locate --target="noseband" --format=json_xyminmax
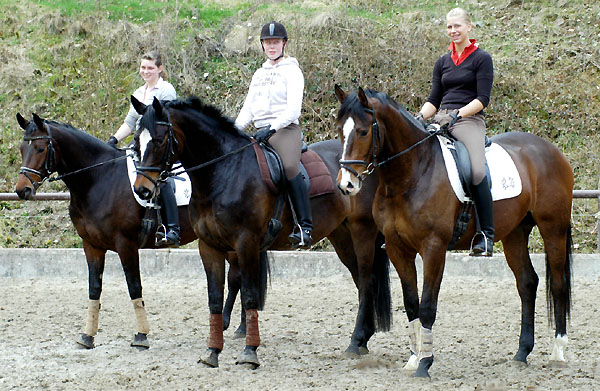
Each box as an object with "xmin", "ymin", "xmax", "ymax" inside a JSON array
[
  {"xmin": 339, "ymin": 105, "xmax": 380, "ymax": 182},
  {"xmin": 20, "ymin": 122, "xmax": 57, "ymax": 190}
]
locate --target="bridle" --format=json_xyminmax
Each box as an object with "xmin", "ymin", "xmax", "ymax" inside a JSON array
[
  {"xmin": 339, "ymin": 104, "xmax": 442, "ymax": 182},
  {"xmin": 134, "ymin": 113, "xmax": 180, "ymax": 187},
  {"xmin": 338, "ymin": 105, "xmax": 381, "ymax": 182},
  {"xmin": 19, "ymin": 122, "xmax": 56, "ymax": 191},
  {"xmin": 19, "ymin": 121, "xmax": 130, "ymax": 190}
]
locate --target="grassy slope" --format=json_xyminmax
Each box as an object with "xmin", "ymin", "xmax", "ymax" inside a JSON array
[{"xmin": 0, "ymin": 0, "xmax": 598, "ymax": 250}]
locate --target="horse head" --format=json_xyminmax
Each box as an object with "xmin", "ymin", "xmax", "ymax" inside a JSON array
[
  {"xmin": 15, "ymin": 113, "xmax": 58, "ymax": 200},
  {"xmin": 132, "ymin": 96, "xmax": 182, "ymax": 200},
  {"xmin": 334, "ymin": 85, "xmax": 386, "ymax": 196}
]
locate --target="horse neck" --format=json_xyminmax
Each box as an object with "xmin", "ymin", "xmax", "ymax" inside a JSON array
[
  {"xmin": 378, "ymin": 108, "xmax": 438, "ymax": 185},
  {"xmin": 52, "ymin": 126, "xmax": 123, "ymax": 192},
  {"xmin": 175, "ymin": 112, "xmax": 252, "ymax": 191}
]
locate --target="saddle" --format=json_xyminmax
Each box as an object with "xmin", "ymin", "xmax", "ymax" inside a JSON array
[
  {"xmin": 252, "ymin": 141, "xmax": 335, "ymax": 250},
  {"xmin": 252, "ymin": 142, "xmax": 335, "ymax": 197}
]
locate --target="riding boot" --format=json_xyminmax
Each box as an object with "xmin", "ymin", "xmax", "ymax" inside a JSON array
[
  {"xmin": 287, "ymin": 173, "xmax": 313, "ymax": 249},
  {"xmin": 469, "ymin": 177, "xmax": 494, "ymax": 256},
  {"xmin": 156, "ymin": 181, "xmax": 180, "ymax": 247}
]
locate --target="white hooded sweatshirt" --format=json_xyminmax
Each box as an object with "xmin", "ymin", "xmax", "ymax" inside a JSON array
[{"xmin": 235, "ymin": 57, "xmax": 304, "ymax": 131}]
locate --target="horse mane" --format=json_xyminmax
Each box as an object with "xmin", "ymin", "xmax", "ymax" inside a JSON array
[
  {"xmin": 142, "ymin": 96, "xmax": 250, "ymax": 141},
  {"xmin": 32, "ymin": 119, "xmax": 112, "ymax": 149},
  {"xmin": 338, "ymin": 88, "xmax": 426, "ymax": 133}
]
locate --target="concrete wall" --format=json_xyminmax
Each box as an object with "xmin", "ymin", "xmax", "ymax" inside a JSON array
[{"xmin": 1, "ymin": 248, "xmax": 599, "ymax": 280}]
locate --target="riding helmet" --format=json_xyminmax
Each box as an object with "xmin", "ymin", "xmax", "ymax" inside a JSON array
[{"xmin": 260, "ymin": 21, "xmax": 288, "ymax": 41}]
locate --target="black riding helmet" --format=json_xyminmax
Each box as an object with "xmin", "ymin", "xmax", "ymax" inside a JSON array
[
  {"xmin": 260, "ymin": 21, "xmax": 288, "ymax": 61},
  {"xmin": 260, "ymin": 21, "xmax": 288, "ymax": 41}
]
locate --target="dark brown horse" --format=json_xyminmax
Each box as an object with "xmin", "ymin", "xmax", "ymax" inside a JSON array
[
  {"xmin": 334, "ymin": 86, "xmax": 574, "ymax": 378},
  {"xmin": 131, "ymin": 96, "xmax": 391, "ymax": 368},
  {"xmin": 13, "ymin": 113, "xmax": 257, "ymax": 348}
]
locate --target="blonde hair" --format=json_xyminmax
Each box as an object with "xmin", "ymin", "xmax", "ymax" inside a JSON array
[
  {"xmin": 141, "ymin": 51, "xmax": 168, "ymax": 80},
  {"xmin": 446, "ymin": 8, "xmax": 472, "ymax": 25}
]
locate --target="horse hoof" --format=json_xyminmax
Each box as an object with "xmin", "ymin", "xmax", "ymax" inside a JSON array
[
  {"xmin": 413, "ymin": 356, "xmax": 434, "ymax": 379},
  {"xmin": 130, "ymin": 332, "xmax": 149, "ymax": 349},
  {"xmin": 76, "ymin": 333, "xmax": 95, "ymax": 349},
  {"xmin": 358, "ymin": 346, "xmax": 369, "ymax": 355},
  {"xmin": 232, "ymin": 325, "xmax": 246, "ymax": 339},
  {"xmin": 198, "ymin": 349, "xmax": 220, "ymax": 368},
  {"xmin": 403, "ymin": 354, "xmax": 419, "ymax": 371},
  {"xmin": 510, "ymin": 358, "xmax": 528, "ymax": 368},
  {"xmin": 236, "ymin": 347, "xmax": 260, "ymax": 368},
  {"xmin": 344, "ymin": 345, "xmax": 361, "ymax": 358},
  {"xmin": 512, "ymin": 351, "xmax": 529, "ymax": 366}
]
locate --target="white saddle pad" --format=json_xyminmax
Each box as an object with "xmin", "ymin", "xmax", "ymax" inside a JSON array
[
  {"xmin": 126, "ymin": 152, "xmax": 192, "ymax": 207},
  {"xmin": 437, "ymin": 136, "xmax": 522, "ymax": 203}
]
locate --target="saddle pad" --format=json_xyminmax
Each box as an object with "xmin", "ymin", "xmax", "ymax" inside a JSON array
[
  {"xmin": 437, "ymin": 136, "xmax": 522, "ymax": 203},
  {"xmin": 300, "ymin": 149, "xmax": 335, "ymax": 197},
  {"xmin": 126, "ymin": 153, "xmax": 192, "ymax": 207},
  {"xmin": 253, "ymin": 144, "xmax": 335, "ymax": 197}
]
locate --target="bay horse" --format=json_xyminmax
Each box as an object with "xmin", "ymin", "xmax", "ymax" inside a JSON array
[
  {"xmin": 13, "ymin": 112, "xmax": 259, "ymax": 348},
  {"xmin": 131, "ymin": 96, "xmax": 391, "ymax": 368},
  {"xmin": 334, "ymin": 86, "xmax": 574, "ymax": 378}
]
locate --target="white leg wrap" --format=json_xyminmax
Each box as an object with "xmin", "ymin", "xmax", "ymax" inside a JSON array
[
  {"xmin": 549, "ymin": 334, "xmax": 568, "ymax": 362},
  {"xmin": 417, "ymin": 326, "xmax": 433, "ymax": 360},
  {"xmin": 403, "ymin": 319, "xmax": 421, "ymax": 370},
  {"xmin": 84, "ymin": 299, "xmax": 101, "ymax": 336},
  {"xmin": 132, "ymin": 298, "xmax": 150, "ymax": 335}
]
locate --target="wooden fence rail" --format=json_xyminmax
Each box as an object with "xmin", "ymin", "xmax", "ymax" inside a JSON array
[{"xmin": 1, "ymin": 190, "xmax": 599, "ymax": 251}]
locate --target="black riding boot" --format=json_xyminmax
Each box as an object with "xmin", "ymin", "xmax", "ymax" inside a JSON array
[
  {"xmin": 156, "ymin": 181, "xmax": 180, "ymax": 247},
  {"xmin": 287, "ymin": 173, "xmax": 313, "ymax": 249},
  {"xmin": 470, "ymin": 177, "xmax": 494, "ymax": 256}
]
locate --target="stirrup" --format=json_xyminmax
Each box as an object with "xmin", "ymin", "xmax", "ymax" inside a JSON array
[
  {"xmin": 289, "ymin": 227, "xmax": 312, "ymax": 249},
  {"xmin": 469, "ymin": 232, "xmax": 493, "ymax": 257},
  {"xmin": 156, "ymin": 224, "xmax": 179, "ymax": 247}
]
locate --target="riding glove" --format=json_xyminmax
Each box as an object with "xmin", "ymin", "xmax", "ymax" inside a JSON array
[
  {"xmin": 107, "ymin": 136, "xmax": 118, "ymax": 146},
  {"xmin": 253, "ymin": 125, "xmax": 276, "ymax": 143},
  {"xmin": 433, "ymin": 109, "xmax": 461, "ymax": 130},
  {"xmin": 413, "ymin": 112, "xmax": 427, "ymax": 128}
]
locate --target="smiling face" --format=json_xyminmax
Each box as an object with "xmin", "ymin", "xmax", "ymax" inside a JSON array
[
  {"xmin": 446, "ymin": 15, "xmax": 472, "ymax": 47},
  {"xmin": 139, "ymin": 58, "xmax": 162, "ymax": 86}
]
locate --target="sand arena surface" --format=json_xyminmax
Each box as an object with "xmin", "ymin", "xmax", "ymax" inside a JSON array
[{"xmin": 0, "ymin": 271, "xmax": 599, "ymax": 390}]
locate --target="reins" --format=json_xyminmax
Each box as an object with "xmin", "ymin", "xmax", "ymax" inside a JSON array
[{"xmin": 169, "ymin": 140, "xmax": 258, "ymax": 177}]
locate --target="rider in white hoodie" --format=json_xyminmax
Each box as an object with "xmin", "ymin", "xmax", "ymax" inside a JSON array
[{"xmin": 235, "ymin": 21, "xmax": 312, "ymax": 248}]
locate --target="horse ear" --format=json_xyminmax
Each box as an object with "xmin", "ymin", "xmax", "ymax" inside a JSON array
[
  {"xmin": 357, "ymin": 87, "xmax": 369, "ymax": 108},
  {"xmin": 131, "ymin": 95, "xmax": 146, "ymax": 115},
  {"xmin": 16, "ymin": 113, "xmax": 30, "ymax": 130},
  {"xmin": 32, "ymin": 113, "xmax": 45, "ymax": 132},
  {"xmin": 152, "ymin": 97, "xmax": 164, "ymax": 117},
  {"xmin": 334, "ymin": 84, "xmax": 347, "ymax": 104}
]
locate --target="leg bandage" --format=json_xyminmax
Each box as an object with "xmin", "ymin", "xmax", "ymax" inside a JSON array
[
  {"xmin": 418, "ymin": 326, "xmax": 433, "ymax": 359},
  {"xmin": 549, "ymin": 334, "xmax": 568, "ymax": 362},
  {"xmin": 245, "ymin": 309, "xmax": 260, "ymax": 347},
  {"xmin": 208, "ymin": 313, "xmax": 224, "ymax": 351},
  {"xmin": 132, "ymin": 298, "xmax": 150, "ymax": 335},
  {"xmin": 403, "ymin": 318, "xmax": 422, "ymax": 370},
  {"xmin": 84, "ymin": 299, "xmax": 101, "ymax": 336}
]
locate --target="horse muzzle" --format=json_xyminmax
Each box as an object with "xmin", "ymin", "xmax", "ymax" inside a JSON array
[
  {"xmin": 134, "ymin": 184, "xmax": 154, "ymax": 201},
  {"xmin": 337, "ymin": 168, "xmax": 362, "ymax": 196}
]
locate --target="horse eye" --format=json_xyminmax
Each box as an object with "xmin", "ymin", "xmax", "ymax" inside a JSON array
[
  {"xmin": 359, "ymin": 129, "xmax": 369, "ymax": 137},
  {"xmin": 37, "ymin": 147, "xmax": 45, "ymax": 153}
]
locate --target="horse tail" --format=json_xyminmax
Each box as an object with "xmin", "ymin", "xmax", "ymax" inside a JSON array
[
  {"xmin": 258, "ymin": 251, "xmax": 271, "ymax": 311},
  {"xmin": 372, "ymin": 232, "xmax": 392, "ymax": 332},
  {"xmin": 546, "ymin": 224, "xmax": 573, "ymax": 325}
]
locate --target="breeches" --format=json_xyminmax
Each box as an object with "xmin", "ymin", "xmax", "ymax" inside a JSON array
[
  {"xmin": 447, "ymin": 113, "xmax": 487, "ymax": 185},
  {"xmin": 267, "ymin": 123, "xmax": 302, "ymax": 179}
]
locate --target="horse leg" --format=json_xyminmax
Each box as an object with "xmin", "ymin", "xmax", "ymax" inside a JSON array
[
  {"xmin": 77, "ymin": 242, "xmax": 106, "ymax": 349},
  {"xmin": 412, "ymin": 247, "xmax": 446, "ymax": 379},
  {"xmin": 387, "ymin": 244, "xmax": 420, "ymax": 371},
  {"xmin": 234, "ymin": 243, "xmax": 263, "ymax": 368},
  {"xmin": 328, "ymin": 224, "xmax": 368, "ymax": 356},
  {"xmin": 118, "ymin": 246, "xmax": 150, "ymax": 349},
  {"xmin": 198, "ymin": 243, "xmax": 227, "ymax": 368},
  {"xmin": 537, "ymin": 221, "xmax": 573, "ymax": 363},
  {"xmin": 223, "ymin": 252, "xmax": 245, "ymax": 337},
  {"xmin": 502, "ymin": 218, "xmax": 538, "ymax": 365}
]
